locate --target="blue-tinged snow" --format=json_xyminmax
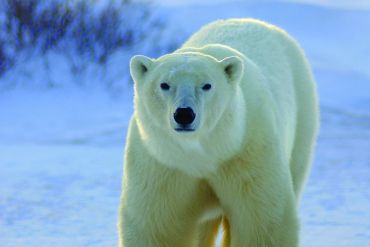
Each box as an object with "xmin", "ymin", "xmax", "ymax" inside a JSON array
[
  {"xmin": 0, "ymin": 89, "xmax": 132, "ymax": 246},
  {"xmin": 1, "ymin": 1, "xmax": 370, "ymax": 247}
]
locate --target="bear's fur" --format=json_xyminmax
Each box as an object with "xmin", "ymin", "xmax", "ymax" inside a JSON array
[{"xmin": 119, "ymin": 18, "xmax": 319, "ymax": 247}]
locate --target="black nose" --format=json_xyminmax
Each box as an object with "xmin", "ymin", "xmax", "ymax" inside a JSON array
[{"xmin": 174, "ymin": 107, "xmax": 196, "ymax": 125}]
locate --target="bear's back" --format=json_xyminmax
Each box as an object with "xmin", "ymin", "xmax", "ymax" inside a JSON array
[{"xmin": 182, "ymin": 18, "xmax": 305, "ymax": 81}]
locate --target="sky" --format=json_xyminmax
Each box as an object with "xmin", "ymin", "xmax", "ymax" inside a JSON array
[{"xmin": 153, "ymin": 0, "xmax": 370, "ymax": 9}]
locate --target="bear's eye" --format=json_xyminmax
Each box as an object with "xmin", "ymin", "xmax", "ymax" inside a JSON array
[
  {"xmin": 160, "ymin": 82, "xmax": 170, "ymax": 90},
  {"xmin": 202, "ymin": 83, "xmax": 212, "ymax": 91}
]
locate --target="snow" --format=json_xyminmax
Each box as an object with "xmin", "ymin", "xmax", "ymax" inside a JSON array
[
  {"xmin": 1, "ymin": 1, "xmax": 370, "ymax": 246},
  {"xmin": 0, "ymin": 89, "xmax": 131, "ymax": 247}
]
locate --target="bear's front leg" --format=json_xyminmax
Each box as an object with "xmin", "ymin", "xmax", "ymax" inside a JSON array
[
  {"xmin": 209, "ymin": 155, "xmax": 299, "ymax": 247},
  {"xmin": 119, "ymin": 152, "xmax": 211, "ymax": 247}
]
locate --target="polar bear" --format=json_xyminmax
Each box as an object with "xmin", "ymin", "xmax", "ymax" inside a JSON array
[{"xmin": 119, "ymin": 19, "xmax": 319, "ymax": 247}]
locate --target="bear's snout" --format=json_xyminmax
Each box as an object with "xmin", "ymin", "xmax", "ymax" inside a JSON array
[{"xmin": 174, "ymin": 107, "xmax": 196, "ymax": 127}]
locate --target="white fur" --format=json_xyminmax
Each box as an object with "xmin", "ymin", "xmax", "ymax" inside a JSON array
[{"xmin": 119, "ymin": 18, "xmax": 319, "ymax": 247}]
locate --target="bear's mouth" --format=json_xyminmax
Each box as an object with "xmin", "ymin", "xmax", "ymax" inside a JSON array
[{"xmin": 175, "ymin": 128, "xmax": 195, "ymax": 132}]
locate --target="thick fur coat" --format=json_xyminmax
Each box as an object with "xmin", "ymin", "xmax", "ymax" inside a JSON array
[{"xmin": 119, "ymin": 19, "xmax": 319, "ymax": 247}]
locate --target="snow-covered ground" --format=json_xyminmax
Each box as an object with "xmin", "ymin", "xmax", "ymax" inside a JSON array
[{"xmin": 1, "ymin": 1, "xmax": 370, "ymax": 246}]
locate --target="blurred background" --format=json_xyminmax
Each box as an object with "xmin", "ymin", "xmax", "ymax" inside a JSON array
[{"xmin": 0, "ymin": 0, "xmax": 369, "ymax": 246}]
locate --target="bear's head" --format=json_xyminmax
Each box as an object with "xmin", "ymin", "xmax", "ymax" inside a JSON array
[{"xmin": 130, "ymin": 52, "xmax": 244, "ymax": 139}]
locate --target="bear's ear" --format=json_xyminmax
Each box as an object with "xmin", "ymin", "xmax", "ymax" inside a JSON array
[
  {"xmin": 130, "ymin": 55, "xmax": 154, "ymax": 83},
  {"xmin": 219, "ymin": 56, "xmax": 244, "ymax": 85}
]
